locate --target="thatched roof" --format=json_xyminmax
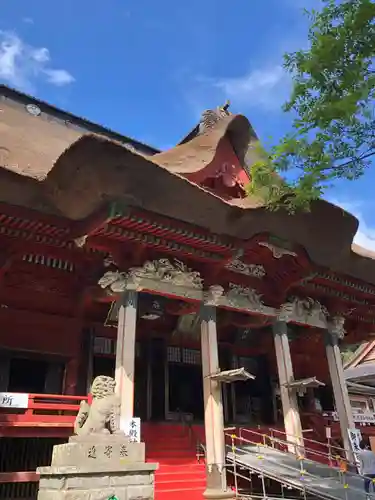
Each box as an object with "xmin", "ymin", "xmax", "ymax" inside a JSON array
[{"xmin": 1, "ymin": 85, "xmax": 375, "ymax": 285}]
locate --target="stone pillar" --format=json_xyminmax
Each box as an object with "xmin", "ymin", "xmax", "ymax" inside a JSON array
[
  {"xmin": 273, "ymin": 321, "xmax": 304, "ymax": 453},
  {"xmin": 200, "ymin": 304, "xmax": 233, "ymax": 500},
  {"xmin": 324, "ymin": 326, "xmax": 354, "ymax": 461},
  {"xmin": 115, "ymin": 290, "xmax": 138, "ymax": 424}
]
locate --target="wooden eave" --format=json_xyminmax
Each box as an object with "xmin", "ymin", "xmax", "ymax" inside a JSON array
[
  {"xmin": 88, "ymin": 205, "xmax": 238, "ymax": 254},
  {"xmin": 3, "ymin": 195, "xmax": 375, "ymax": 334}
]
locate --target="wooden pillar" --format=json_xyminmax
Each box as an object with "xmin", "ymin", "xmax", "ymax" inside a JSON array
[
  {"xmin": 115, "ymin": 290, "xmax": 138, "ymax": 424},
  {"xmin": 75, "ymin": 326, "xmax": 94, "ymax": 395},
  {"xmin": 273, "ymin": 321, "xmax": 304, "ymax": 453},
  {"xmin": 200, "ymin": 304, "xmax": 233, "ymax": 500},
  {"xmin": 64, "ymin": 358, "xmax": 79, "ymax": 395},
  {"xmin": 0, "ymin": 353, "xmax": 10, "ymax": 391},
  {"xmin": 324, "ymin": 328, "xmax": 354, "ymax": 460},
  {"xmin": 62, "ymin": 321, "xmax": 83, "ymax": 395}
]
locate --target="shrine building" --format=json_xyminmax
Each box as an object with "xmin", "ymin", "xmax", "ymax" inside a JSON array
[
  {"xmin": 342, "ymin": 342, "xmax": 375, "ymax": 427},
  {"xmin": 1, "ymin": 84, "xmax": 375, "ymax": 499}
]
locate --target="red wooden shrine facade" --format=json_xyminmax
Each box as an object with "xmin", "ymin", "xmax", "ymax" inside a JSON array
[{"xmin": 1, "ymin": 84, "xmax": 375, "ymax": 443}]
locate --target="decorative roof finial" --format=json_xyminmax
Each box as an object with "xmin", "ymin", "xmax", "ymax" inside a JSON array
[
  {"xmin": 199, "ymin": 100, "xmax": 232, "ymax": 134},
  {"xmin": 221, "ymin": 100, "xmax": 230, "ymax": 112}
]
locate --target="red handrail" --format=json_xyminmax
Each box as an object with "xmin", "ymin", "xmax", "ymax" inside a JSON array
[
  {"xmin": 28, "ymin": 393, "xmax": 88, "ymax": 412},
  {"xmin": 29, "ymin": 393, "xmax": 88, "ymax": 401},
  {"xmin": 0, "ymin": 392, "xmax": 88, "ymax": 428}
]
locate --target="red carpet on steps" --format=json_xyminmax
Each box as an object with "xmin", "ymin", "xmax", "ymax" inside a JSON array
[
  {"xmin": 143, "ymin": 423, "xmax": 206, "ymax": 500},
  {"xmin": 142, "ymin": 423, "xmax": 338, "ymax": 498}
]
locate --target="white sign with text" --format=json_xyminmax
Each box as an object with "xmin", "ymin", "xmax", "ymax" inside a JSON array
[
  {"xmin": 120, "ymin": 417, "xmax": 141, "ymax": 443},
  {"xmin": 348, "ymin": 427, "xmax": 362, "ymax": 465},
  {"xmin": 0, "ymin": 392, "xmax": 29, "ymax": 409},
  {"xmin": 331, "ymin": 411, "xmax": 375, "ymax": 424}
]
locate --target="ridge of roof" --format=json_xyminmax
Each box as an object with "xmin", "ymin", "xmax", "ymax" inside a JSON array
[{"xmin": 0, "ymin": 84, "xmax": 160, "ymax": 155}]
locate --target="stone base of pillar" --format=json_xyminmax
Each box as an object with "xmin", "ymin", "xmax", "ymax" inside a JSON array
[
  {"xmin": 203, "ymin": 489, "xmax": 235, "ymax": 500},
  {"xmin": 203, "ymin": 466, "xmax": 235, "ymax": 500}
]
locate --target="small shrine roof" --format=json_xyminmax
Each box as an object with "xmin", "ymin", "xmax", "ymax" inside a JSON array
[
  {"xmin": 346, "ymin": 381, "xmax": 375, "ymax": 395},
  {"xmin": 344, "ymin": 341, "xmax": 375, "ymax": 386},
  {"xmin": 344, "ymin": 341, "xmax": 375, "ymax": 369},
  {"xmin": 345, "ymin": 364, "xmax": 375, "ymax": 383}
]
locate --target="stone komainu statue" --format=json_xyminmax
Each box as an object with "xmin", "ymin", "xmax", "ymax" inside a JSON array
[{"xmin": 74, "ymin": 375, "xmax": 123, "ymax": 436}]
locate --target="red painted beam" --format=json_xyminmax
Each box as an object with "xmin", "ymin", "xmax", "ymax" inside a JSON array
[
  {"xmin": 120, "ymin": 207, "xmax": 238, "ymax": 249},
  {"xmin": 0, "ymin": 234, "xmax": 95, "ymax": 265},
  {"xmin": 0, "ymin": 419, "xmax": 74, "ymax": 426},
  {"xmin": 87, "ymin": 234, "xmax": 226, "ymax": 264},
  {"xmin": 0, "ymin": 202, "xmax": 73, "ymax": 231}
]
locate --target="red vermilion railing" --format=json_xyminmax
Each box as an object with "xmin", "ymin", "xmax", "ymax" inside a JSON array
[
  {"xmin": 0, "ymin": 394, "xmax": 85, "ymax": 493},
  {"xmin": 0, "ymin": 393, "xmax": 87, "ymax": 427}
]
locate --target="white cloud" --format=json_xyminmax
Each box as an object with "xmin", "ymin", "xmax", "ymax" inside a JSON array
[
  {"xmin": 0, "ymin": 31, "xmax": 74, "ymax": 92},
  {"xmin": 44, "ymin": 69, "xmax": 75, "ymax": 86},
  {"xmin": 214, "ymin": 65, "xmax": 289, "ymax": 110},
  {"xmin": 330, "ymin": 199, "xmax": 375, "ymax": 251},
  {"xmin": 195, "ymin": 64, "xmax": 291, "ymax": 112}
]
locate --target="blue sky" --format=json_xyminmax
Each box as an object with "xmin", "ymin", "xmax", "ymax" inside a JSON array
[{"xmin": 1, "ymin": 0, "xmax": 375, "ymax": 249}]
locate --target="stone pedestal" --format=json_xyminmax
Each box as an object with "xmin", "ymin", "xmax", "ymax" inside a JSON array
[
  {"xmin": 37, "ymin": 436, "xmax": 158, "ymax": 500},
  {"xmin": 203, "ymin": 466, "xmax": 235, "ymax": 500}
]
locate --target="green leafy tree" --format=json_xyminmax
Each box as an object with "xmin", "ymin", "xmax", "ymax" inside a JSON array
[{"xmin": 248, "ymin": 0, "xmax": 375, "ymax": 211}]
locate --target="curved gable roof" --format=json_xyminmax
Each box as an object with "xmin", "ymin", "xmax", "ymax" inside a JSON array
[{"xmin": 1, "ymin": 87, "xmax": 375, "ymax": 286}]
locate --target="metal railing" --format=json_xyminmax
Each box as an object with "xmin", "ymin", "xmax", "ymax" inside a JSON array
[
  {"xmin": 177, "ymin": 410, "xmax": 206, "ymax": 463},
  {"xmin": 238, "ymin": 427, "xmax": 352, "ymax": 471},
  {"xmin": 225, "ymin": 427, "xmax": 375, "ymax": 499},
  {"xmin": 0, "ymin": 394, "xmax": 86, "ymax": 499},
  {"xmin": 268, "ymin": 428, "xmax": 351, "ymax": 467}
]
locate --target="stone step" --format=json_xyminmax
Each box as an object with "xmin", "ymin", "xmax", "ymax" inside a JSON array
[{"xmin": 155, "ymin": 486, "xmax": 205, "ymax": 500}]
